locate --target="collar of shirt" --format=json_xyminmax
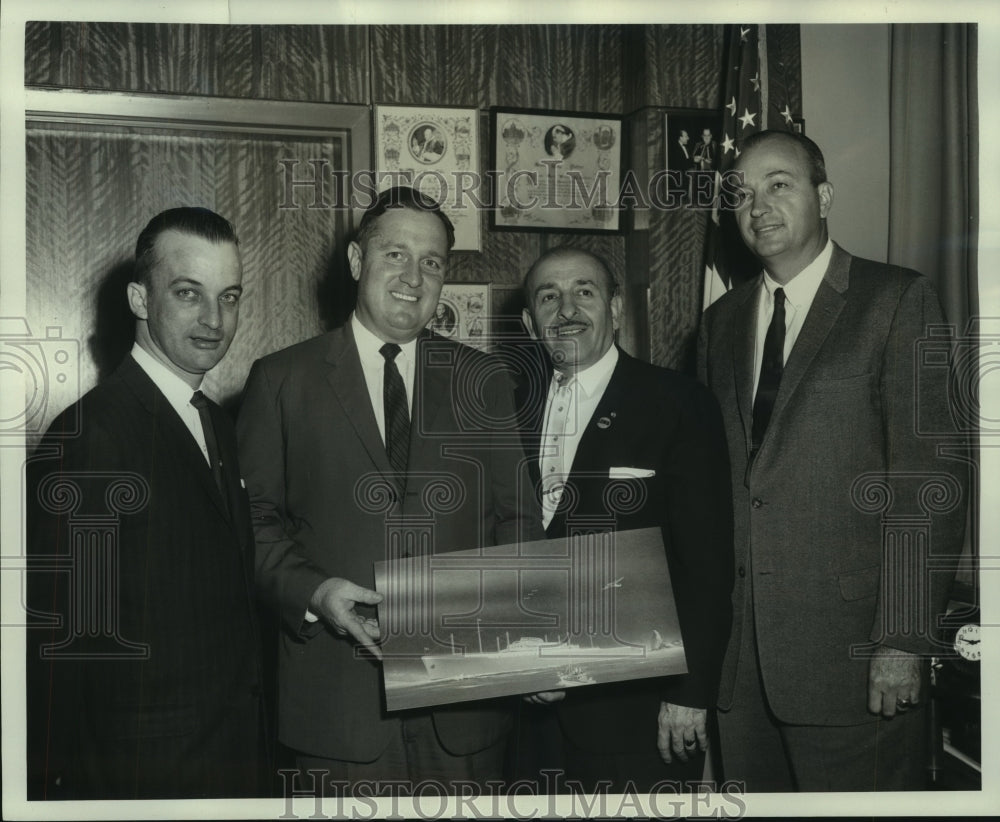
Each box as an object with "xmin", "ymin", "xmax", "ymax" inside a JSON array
[
  {"xmin": 559, "ymin": 344, "xmax": 619, "ymax": 401},
  {"xmin": 754, "ymin": 239, "xmax": 833, "ymax": 391},
  {"xmin": 761, "ymin": 238, "xmax": 832, "ymax": 320},
  {"xmin": 130, "ymin": 342, "xmax": 211, "ymax": 464},
  {"xmin": 351, "ymin": 313, "xmax": 417, "ymax": 442}
]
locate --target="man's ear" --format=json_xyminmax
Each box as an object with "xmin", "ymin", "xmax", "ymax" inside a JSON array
[
  {"xmin": 818, "ymin": 181, "xmax": 834, "ymax": 219},
  {"xmin": 126, "ymin": 281, "xmax": 148, "ymax": 320},
  {"xmin": 521, "ymin": 307, "xmax": 538, "ymax": 340},
  {"xmin": 347, "ymin": 241, "xmax": 363, "ymax": 282},
  {"xmin": 610, "ymin": 292, "xmax": 623, "ymax": 331}
]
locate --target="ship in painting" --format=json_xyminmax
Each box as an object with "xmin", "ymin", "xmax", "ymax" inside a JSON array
[{"xmin": 420, "ymin": 620, "xmax": 656, "ymax": 681}]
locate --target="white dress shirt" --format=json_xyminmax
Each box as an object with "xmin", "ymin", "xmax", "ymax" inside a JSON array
[
  {"xmin": 753, "ymin": 239, "xmax": 833, "ymax": 397},
  {"xmin": 351, "ymin": 313, "xmax": 416, "ymax": 445},
  {"xmin": 539, "ymin": 345, "xmax": 619, "ymax": 528},
  {"xmin": 130, "ymin": 343, "xmax": 211, "ymax": 466}
]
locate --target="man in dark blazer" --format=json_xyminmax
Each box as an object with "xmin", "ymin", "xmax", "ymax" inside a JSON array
[
  {"xmin": 26, "ymin": 207, "xmax": 264, "ymax": 799},
  {"xmin": 512, "ymin": 247, "xmax": 733, "ymax": 792},
  {"xmin": 698, "ymin": 130, "xmax": 967, "ymax": 791},
  {"xmin": 236, "ymin": 187, "xmax": 542, "ymax": 791}
]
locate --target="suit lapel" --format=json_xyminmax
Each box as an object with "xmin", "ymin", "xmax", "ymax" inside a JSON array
[
  {"xmin": 513, "ymin": 342, "xmax": 551, "ymax": 491},
  {"xmin": 733, "ymin": 277, "xmax": 761, "ymax": 456},
  {"xmin": 323, "ymin": 324, "xmax": 393, "ymax": 478},
  {"xmin": 118, "ymin": 357, "xmax": 231, "ymax": 521},
  {"xmin": 754, "ymin": 243, "xmax": 851, "ymax": 459},
  {"xmin": 409, "ymin": 335, "xmax": 456, "ymax": 484},
  {"xmin": 568, "ymin": 354, "xmax": 628, "ymax": 476}
]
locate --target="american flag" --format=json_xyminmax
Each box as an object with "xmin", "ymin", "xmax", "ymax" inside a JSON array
[{"xmin": 703, "ymin": 24, "xmax": 797, "ymax": 309}]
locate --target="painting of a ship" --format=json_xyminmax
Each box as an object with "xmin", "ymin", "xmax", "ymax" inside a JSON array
[
  {"xmin": 374, "ymin": 528, "xmax": 688, "ymax": 711},
  {"xmin": 421, "ymin": 625, "xmax": 648, "ymax": 681}
]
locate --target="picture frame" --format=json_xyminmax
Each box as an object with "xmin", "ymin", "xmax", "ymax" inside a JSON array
[
  {"xmin": 490, "ymin": 106, "xmax": 624, "ymax": 234},
  {"xmin": 663, "ymin": 108, "xmax": 724, "ymax": 208},
  {"xmin": 374, "ymin": 104, "xmax": 481, "ymax": 251},
  {"xmin": 426, "ymin": 282, "xmax": 490, "ymax": 350}
]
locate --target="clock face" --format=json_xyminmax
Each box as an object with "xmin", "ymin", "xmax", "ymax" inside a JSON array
[{"xmin": 955, "ymin": 624, "xmax": 981, "ymax": 661}]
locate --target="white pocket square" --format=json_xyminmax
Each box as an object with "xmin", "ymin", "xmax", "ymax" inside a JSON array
[{"xmin": 608, "ymin": 466, "xmax": 655, "ymax": 479}]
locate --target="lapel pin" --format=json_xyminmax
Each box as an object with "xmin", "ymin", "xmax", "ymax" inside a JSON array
[{"xmin": 597, "ymin": 416, "xmax": 612, "ymax": 429}]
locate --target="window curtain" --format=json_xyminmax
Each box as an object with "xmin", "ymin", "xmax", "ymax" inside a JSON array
[
  {"xmin": 889, "ymin": 23, "xmax": 978, "ymax": 587},
  {"xmin": 888, "ymin": 23, "xmax": 978, "ymax": 327}
]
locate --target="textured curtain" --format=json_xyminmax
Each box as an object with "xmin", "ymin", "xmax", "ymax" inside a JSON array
[
  {"xmin": 889, "ymin": 24, "xmax": 978, "ymax": 586},
  {"xmin": 888, "ymin": 23, "xmax": 978, "ymax": 327}
]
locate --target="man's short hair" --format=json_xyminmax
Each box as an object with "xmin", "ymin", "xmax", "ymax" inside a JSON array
[
  {"xmin": 356, "ymin": 186, "xmax": 456, "ymax": 251},
  {"xmin": 522, "ymin": 246, "xmax": 620, "ymax": 302},
  {"xmin": 741, "ymin": 130, "xmax": 828, "ymax": 187},
  {"xmin": 133, "ymin": 207, "xmax": 239, "ymax": 285}
]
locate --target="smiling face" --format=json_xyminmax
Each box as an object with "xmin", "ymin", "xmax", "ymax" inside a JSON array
[
  {"xmin": 522, "ymin": 250, "xmax": 621, "ymax": 374},
  {"xmin": 127, "ymin": 230, "xmax": 243, "ymax": 387},
  {"xmin": 349, "ymin": 207, "xmax": 448, "ymax": 344},
  {"xmin": 733, "ymin": 135, "xmax": 834, "ymax": 284}
]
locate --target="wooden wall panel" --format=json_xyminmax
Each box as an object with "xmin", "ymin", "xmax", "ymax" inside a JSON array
[
  {"xmin": 370, "ymin": 25, "xmax": 624, "ymax": 114},
  {"xmin": 26, "ymin": 122, "xmax": 348, "ymax": 435},
  {"xmin": 492, "ymin": 25, "xmax": 624, "ymax": 113},
  {"xmin": 642, "ymin": 25, "xmax": 727, "ymax": 110},
  {"xmin": 25, "ymin": 22, "xmax": 369, "ymax": 103}
]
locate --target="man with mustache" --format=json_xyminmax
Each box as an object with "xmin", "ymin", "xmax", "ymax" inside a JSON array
[
  {"xmin": 512, "ymin": 246, "xmax": 733, "ymax": 792},
  {"xmin": 27, "ymin": 207, "xmax": 264, "ymax": 798},
  {"xmin": 698, "ymin": 130, "xmax": 967, "ymax": 790},
  {"xmin": 237, "ymin": 187, "xmax": 542, "ymax": 791}
]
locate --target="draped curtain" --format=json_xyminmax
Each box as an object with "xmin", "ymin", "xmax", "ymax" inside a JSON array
[
  {"xmin": 888, "ymin": 23, "xmax": 978, "ymax": 584},
  {"xmin": 888, "ymin": 23, "xmax": 978, "ymax": 327}
]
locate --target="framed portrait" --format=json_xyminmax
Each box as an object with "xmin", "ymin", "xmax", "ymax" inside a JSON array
[
  {"xmin": 490, "ymin": 106, "xmax": 624, "ymax": 234},
  {"xmin": 663, "ymin": 108, "xmax": 724, "ymax": 208},
  {"xmin": 426, "ymin": 283, "xmax": 490, "ymax": 350},
  {"xmin": 374, "ymin": 104, "xmax": 481, "ymax": 251}
]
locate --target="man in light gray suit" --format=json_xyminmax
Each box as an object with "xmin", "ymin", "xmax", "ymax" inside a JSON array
[{"xmin": 698, "ymin": 130, "xmax": 967, "ymax": 791}]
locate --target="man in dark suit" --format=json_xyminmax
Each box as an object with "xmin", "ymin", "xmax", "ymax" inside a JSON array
[
  {"xmin": 236, "ymin": 187, "xmax": 542, "ymax": 791},
  {"xmin": 698, "ymin": 130, "xmax": 967, "ymax": 791},
  {"xmin": 693, "ymin": 128, "xmax": 718, "ymax": 172},
  {"xmin": 668, "ymin": 128, "xmax": 694, "ymax": 201},
  {"xmin": 512, "ymin": 247, "xmax": 733, "ymax": 792},
  {"xmin": 26, "ymin": 207, "xmax": 264, "ymax": 799}
]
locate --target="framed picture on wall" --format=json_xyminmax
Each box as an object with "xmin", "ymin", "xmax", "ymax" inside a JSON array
[
  {"xmin": 426, "ymin": 283, "xmax": 490, "ymax": 350},
  {"xmin": 490, "ymin": 106, "xmax": 624, "ymax": 234},
  {"xmin": 374, "ymin": 104, "xmax": 481, "ymax": 252},
  {"xmin": 663, "ymin": 108, "xmax": 724, "ymax": 208}
]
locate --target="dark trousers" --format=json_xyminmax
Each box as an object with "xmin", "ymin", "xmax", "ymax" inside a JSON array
[
  {"xmin": 293, "ymin": 713, "xmax": 505, "ymax": 797},
  {"xmin": 509, "ymin": 701, "xmax": 707, "ymax": 795},
  {"xmin": 717, "ymin": 613, "xmax": 926, "ymax": 792}
]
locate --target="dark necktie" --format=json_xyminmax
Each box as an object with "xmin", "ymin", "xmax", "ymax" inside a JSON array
[
  {"xmin": 190, "ymin": 390, "xmax": 228, "ymax": 508},
  {"xmin": 380, "ymin": 343, "xmax": 410, "ymax": 486},
  {"xmin": 751, "ymin": 287, "xmax": 786, "ymax": 456}
]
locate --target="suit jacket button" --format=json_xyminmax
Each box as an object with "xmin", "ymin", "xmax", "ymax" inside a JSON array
[
  {"xmin": 738, "ymin": 565, "xmax": 746, "ymax": 578},
  {"xmin": 751, "ymin": 497, "xmax": 764, "ymax": 509}
]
